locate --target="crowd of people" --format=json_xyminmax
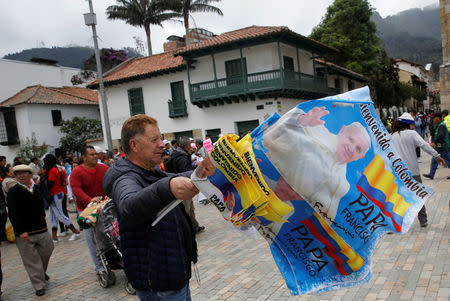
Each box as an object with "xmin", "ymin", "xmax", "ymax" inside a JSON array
[
  {"xmin": 0, "ymin": 121, "xmax": 215, "ymax": 298},
  {"xmin": 0, "ymin": 108, "xmax": 448, "ymax": 300}
]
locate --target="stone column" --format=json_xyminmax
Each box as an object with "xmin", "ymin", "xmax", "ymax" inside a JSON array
[{"xmin": 440, "ymin": 0, "xmax": 450, "ymax": 110}]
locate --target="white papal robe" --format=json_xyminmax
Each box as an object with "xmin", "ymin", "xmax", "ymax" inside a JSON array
[{"xmin": 262, "ymin": 107, "xmax": 349, "ymax": 221}]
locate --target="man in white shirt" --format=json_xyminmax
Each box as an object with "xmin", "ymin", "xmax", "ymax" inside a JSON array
[{"xmin": 263, "ymin": 106, "xmax": 371, "ymax": 221}]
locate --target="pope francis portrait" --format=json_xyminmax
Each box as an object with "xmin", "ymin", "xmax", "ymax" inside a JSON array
[{"xmin": 262, "ymin": 106, "xmax": 371, "ymax": 222}]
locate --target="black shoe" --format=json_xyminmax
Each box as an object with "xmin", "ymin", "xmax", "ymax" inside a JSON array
[
  {"xmin": 35, "ymin": 289, "xmax": 45, "ymax": 296},
  {"xmin": 447, "ymin": 176, "xmax": 450, "ymax": 180},
  {"xmin": 195, "ymin": 226, "xmax": 205, "ymax": 234},
  {"xmin": 420, "ymin": 222, "xmax": 428, "ymax": 228},
  {"xmin": 45, "ymin": 274, "xmax": 50, "ymax": 281},
  {"xmin": 423, "ymin": 174, "xmax": 433, "ymax": 180}
]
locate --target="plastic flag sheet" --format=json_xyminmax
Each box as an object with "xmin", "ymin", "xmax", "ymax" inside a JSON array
[{"xmin": 191, "ymin": 86, "xmax": 432, "ymax": 295}]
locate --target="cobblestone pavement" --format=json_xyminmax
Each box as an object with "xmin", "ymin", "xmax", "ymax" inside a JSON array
[{"xmin": 1, "ymin": 153, "xmax": 449, "ymax": 300}]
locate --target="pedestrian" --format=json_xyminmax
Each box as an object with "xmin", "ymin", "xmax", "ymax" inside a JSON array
[
  {"xmin": 195, "ymin": 139, "xmax": 208, "ymax": 159},
  {"xmin": 28, "ymin": 157, "xmax": 41, "ymax": 181},
  {"xmin": 42, "ymin": 154, "xmax": 80, "ymax": 242},
  {"xmin": 2, "ymin": 164, "xmax": 16, "ymax": 198},
  {"xmin": 70, "ymin": 145, "xmax": 109, "ymax": 280},
  {"xmin": 443, "ymin": 109, "xmax": 450, "ymax": 130},
  {"xmin": 6, "ymin": 164, "xmax": 54, "ymax": 296},
  {"xmin": 423, "ymin": 112, "xmax": 450, "ymax": 180},
  {"xmin": 170, "ymin": 139, "xmax": 179, "ymax": 155},
  {"xmin": 163, "ymin": 140, "xmax": 171, "ymax": 156},
  {"xmin": 392, "ymin": 113, "xmax": 445, "ymax": 227},
  {"xmin": 169, "ymin": 136, "xmax": 205, "ymax": 234},
  {"xmin": 102, "ymin": 114, "xmax": 214, "ymax": 300}
]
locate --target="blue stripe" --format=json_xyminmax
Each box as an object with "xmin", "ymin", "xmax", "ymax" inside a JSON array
[{"xmin": 356, "ymin": 175, "xmax": 387, "ymax": 203}]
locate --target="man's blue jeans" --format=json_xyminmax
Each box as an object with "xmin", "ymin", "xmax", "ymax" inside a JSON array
[
  {"xmin": 429, "ymin": 149, "xmax": 450, "ymax": 177},
  {"xmin": 136, "ymin": 285, "xmax": 191, "ymax": 301}
]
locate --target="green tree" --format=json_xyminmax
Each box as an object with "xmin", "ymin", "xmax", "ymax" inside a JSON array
[
  {"xmin": 166, "ymin": 0, "xmax": 223, "ymax": 46},
  {"xmin": 16, "ymin": 133, "xmax": 48, "ymax": 162},
  {"xmin": 371, "ymin": 50, "xmax": 400, "ymax": 107},
  {"xmin": 310, "ymin": 0, "xmax": 381, "ymax": 77},
  {"xmin": 59, "ymin": 117, "xmax": 102, "ymax": 154},
  {"xmin": 106, "ymin": 0, "xmax": 179, "ymax": 56}
]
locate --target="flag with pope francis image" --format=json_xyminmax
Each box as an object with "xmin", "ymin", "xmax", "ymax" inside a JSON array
[{"xmin": 191, "ymin": 86, "xmax": 433, "ymax": 295}]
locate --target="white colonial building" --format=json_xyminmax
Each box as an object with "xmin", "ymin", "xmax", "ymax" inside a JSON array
[
  {"xmin": 0, "ymin": 85, "xmax": 100, "ymax": 161},
  {"xmin": 88, "ymin": 26, "xmax": 368, "ymax": 144},
  {"xmin": 0, "ymin": 58, "xmax": 82, "ymax": 102},
  {"xmin": 395, "ymin": 58, "xmax": 436, "ymax": 111}
]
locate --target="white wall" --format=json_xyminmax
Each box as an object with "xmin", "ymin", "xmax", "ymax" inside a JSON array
[
  {"xmin": 0, "ymin": 59, "xmax": 81, "ymax": 102},
  {"xmin": 0, "ymin": 103, "xmax": 100, "ymax": 162},
  {"xmin": 104, "ymin": 43, "xmax": 366, "ymax": 142},
  {"xmin": 189, "ymin": 42, "xmax": 315, "ymax": 84}
]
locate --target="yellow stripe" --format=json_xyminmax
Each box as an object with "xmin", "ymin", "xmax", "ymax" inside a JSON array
[
  {"xmin": 363, "ymin": 155, "xmax": 411, "ymax": 216},
  {"xmin": 314, "ymin": 213, "xmax": 364, "ymax": 272}
]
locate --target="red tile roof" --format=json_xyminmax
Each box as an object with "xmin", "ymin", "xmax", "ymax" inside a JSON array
[
  {"xmin": 88, "ymin": 51, "xmax": 186, "ymax": 88},
  {"xmin": 177, "ymin": 25, "xmax": 337, "ymax": 55},
  {"xmin": 88, "ymin": 26, "xmax": 337, "ymax": 88},
  {"xmin": 0, "ymin": 85, "xmax": 98, "ymax": 107}
]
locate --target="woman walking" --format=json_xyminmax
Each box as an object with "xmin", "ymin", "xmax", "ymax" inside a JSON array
[{"xmin": 43, "ymin": 154, "xmax": 80, "ymax": 242}]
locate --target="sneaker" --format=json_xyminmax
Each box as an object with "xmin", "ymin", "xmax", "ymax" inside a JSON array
[
  {"xmin": 57, "ymin": 231, "xmax": 67, "ymax": 237},
  {"xmin": 420, "ymin": 222, "xmax": 428, "ymax": 228},
  {"xmin": 69, "ymin": 233, "xmax": 81, "ymax": 241},
  {"xmin": 422, "ymin": 174, "xmax": 433, "ymax": 180},
  {"xmin": 45, "ymin": 274, "xmax": 50, "ymax": 281},
  {"xmin": 52, "ymin": 239, "xmax": 58, "ymax": 243},
  {"xmin": 35, "ymin": 289, "xmax": 45, "ymax": 296}
]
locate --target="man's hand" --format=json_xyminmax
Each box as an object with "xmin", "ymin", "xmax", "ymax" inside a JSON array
[
  {"xmin": 195, "ymin": 156, "xmax": 215, "ymax": 178},
  {"xmin": 170, "ymin": 177, "xmax": 199, "ymax": 200},
  {"xmin": 437, "ymin": 157, "xmax": 447, "ymax": 167},
  {"xmin": 274, "ymin": 177, "xmax": 303, "ymax": 201},
  {"xmin": 90, "ymin": 196, "xmax": 103, "ymax": 203},
  {"xmin": 297, "ymin": 107, "xmax": 329, "ymax": 127},
  {"xmin": 19, "ymin": 232, "xmax": 30, "ymax": 242}
]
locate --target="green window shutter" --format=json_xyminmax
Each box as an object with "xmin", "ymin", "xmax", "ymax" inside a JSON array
[
  {"xmin": 170, "ymin": 81, "xmax": 185, "ymax": 103},
  {"xmin": 283, "ymin": 56, "xmax": 294, "ymax": 71},
  {"xmin": 225, "ymin": 58, "xmax": 247, "ymax": 80},
  {"xmin": 128, "ymin": 88, "xmax": 145, "ymax": 116}
]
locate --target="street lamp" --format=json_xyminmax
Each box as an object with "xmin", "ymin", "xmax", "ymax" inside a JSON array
[{"xmin": 84, "ymin": 0, "xmax": 113, "ymax": 151}]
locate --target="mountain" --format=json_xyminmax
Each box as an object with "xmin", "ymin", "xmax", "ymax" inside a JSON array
[
  {"xmin": 371, "ymin": 5, "xmax": 442, "ymax": 76},
  {"xmin": 2, "ymin": 46, "xmax": 138, "ymax": 69}
]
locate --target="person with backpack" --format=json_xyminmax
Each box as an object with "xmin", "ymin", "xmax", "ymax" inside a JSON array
[
  {"xmin": 42, "ymin": 154, "xmax": 80, "ymax": 242},
  {"xmin": 423, "ymin": 112, "xmax": 450, "ymax": 180}
]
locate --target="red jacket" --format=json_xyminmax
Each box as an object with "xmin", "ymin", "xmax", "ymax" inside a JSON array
[{"xmin": 70, "ymin": 164, "xmax": 108, "ymax": 211}]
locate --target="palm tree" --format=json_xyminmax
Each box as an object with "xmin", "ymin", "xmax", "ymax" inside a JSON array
[
  {"xmin": 165, "ymin": 0, "xmax": 223, "ymax": 46},
  {"xmin": 106, "ymin": 0, "xmax": 179, "ymax": 56}
]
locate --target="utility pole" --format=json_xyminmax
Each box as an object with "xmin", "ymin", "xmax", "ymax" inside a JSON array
[{"xmin": 84, "ymin": 0, "xmax": 113, "ymax": 150}]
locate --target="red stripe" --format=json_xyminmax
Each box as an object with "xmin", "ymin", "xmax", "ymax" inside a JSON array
[
  {"xmin": 301, "ymin": 219, "xmax": 349, "ymax": 276},
  {"xmin": 356, "ymin": 186, "xmax": 402, "ymax": 232}
]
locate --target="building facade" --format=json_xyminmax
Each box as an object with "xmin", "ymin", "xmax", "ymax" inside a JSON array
[
  {"xmin": 395, "ymin": 59, "xmax": 436, "ymax": 111},
  {"xmin": 0, "ymin": 85, "xmax": 100, "ymax": 161},
  {"xmin": 89, "ymin": 26, "xmax": 368, "ymax": 145}
]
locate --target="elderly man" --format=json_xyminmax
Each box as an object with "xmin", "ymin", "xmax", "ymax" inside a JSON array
[
  {"xmin": 7, "ymin": 165, "xmax": 54, "ymax": 296},
  {"xmin": 263, "ymin": 106, "xmax": 371, "ymax": 221},
  {"xmin": 103, "ymin": 114, "xmax": 213, "ymax": 300}
]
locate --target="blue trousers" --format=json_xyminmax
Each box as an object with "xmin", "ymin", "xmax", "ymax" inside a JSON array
[
  {"xmin": 429, "ymin": 149, "xmax": 450, "ymax": 177},
  {"xmin": 136, "ymin": 285, "xmax": 191, "ymax": 301}
]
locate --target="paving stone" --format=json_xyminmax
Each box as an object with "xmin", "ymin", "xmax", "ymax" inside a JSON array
[{"xmin": 0, "ymin": 152, "xmax": 448, "ymax": 300}]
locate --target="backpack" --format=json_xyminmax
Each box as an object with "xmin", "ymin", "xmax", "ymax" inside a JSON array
[{"xmin": 39, "ymin": 174, "xmax": 53, "ymax": 209}]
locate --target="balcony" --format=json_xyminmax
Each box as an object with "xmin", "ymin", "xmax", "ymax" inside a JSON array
[
  {"xmin": 168, "ymin": 99, "xmax": 188, "ymax": 118},
  {"xmin": 189, "ymin": 69, "xmax": 339, "ymax": 106}
]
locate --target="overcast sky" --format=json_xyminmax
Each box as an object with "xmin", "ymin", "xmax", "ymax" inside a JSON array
[{"xmin": 0, "ymin": 0, "xmax": 439, "ymax": 58}]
